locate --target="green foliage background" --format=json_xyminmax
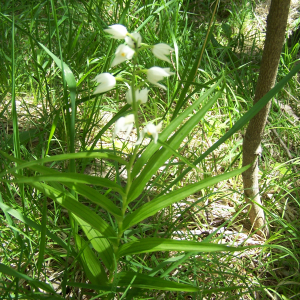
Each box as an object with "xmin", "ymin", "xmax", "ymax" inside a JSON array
[{"xmin": 0, "ymin": 0, "xmax": 299, "ymax": 299}]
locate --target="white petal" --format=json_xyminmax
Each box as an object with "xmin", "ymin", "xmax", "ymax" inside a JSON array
[
  {"xmin": 149, "ymin": 122, "xmax": 162, "ymax": 143},
  {"xmin": 123, "ymin": 122, "xmax": 134, "ymax": 140},
  {"xmin": 111, "ymin": 44, "xmax": 135, "ymax": 67},
  {"xmin": 156, "ymin": 122, "xmax": 163, "ymax": 132},
  {"xmin": 125, "ymin": 32, "xmax": 142, "ymax": 49},
  {"xmin": 152, "ymin": 82, "xmax": 167, "ymax": 90},
  {"xmin": 93, "ymin": 72, "xmax": 114, "ymax": 83},
  {"xmin": 124, "ymin": 114, "xmax": 135, "ymax": 124},
  {"xmin": 135, "ymin": 131, "xmax": 145, "ymax": 145},
  {"xmin": 112, "ymin": 117, "xmax": 126, "ymax": 140},
  {"xmin": 152, "ymin": 43, "xmax": 174, "ymax": 63},
  {"xmin": 136, "ymin": 88, "xmax": 149, "ymax": 104},
  {"xmin": 135, "ymin": 122, "xmax": 162, "ymax": 145},
  {"xmin": 93, "ymin": 73, "xmax": 116, "ymax": 94},
  {"xmin": 145, "ymin": 123, "xmax": 157, "ymax": 135},
  {"xmin": 147, "ymin": 67, "xmax": 174, "ymax": 89},
  {"xmin": 152, "ymin": 131, "xmax": 159, "ymax": 144},
  {"xmin": 162, "ymin": 67, "xmax": 175, "ymax": 76},
  {"xmin": 126, "ymin": 88, "xmax": 133, "ymax": 104},
  {"xmin": 104, "ymin": 24, "xmax": 128, "ymax": 39},
  {"xmin": 111, "ymin": 56, "xmax": 127, "ymax": 68},
  {"xmin": 126, "ymin": 88, "xmax": 149, "ymax": 104},
  {"xmin": 147, "ymin": 67, "xmax": 162, "ymax": 84},
  {"xmin": 112, "ymin": 114, "xmax": 135, "ymax": 142}
]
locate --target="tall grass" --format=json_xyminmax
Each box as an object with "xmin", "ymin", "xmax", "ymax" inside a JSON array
[{"xmin": 0, "ymin": 0, "xmax": 299, "ymax": 299}]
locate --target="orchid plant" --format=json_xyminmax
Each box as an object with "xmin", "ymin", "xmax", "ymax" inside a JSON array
[
  {"xmin": 76, "ymin": 24, "xmax": 247, "ymax": 292},
  {"xmin": 0, "ymin": 23, "xmax": 251, "ymax": 297}
]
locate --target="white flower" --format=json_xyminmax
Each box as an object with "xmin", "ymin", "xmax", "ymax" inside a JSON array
[
  {"xmin": 104, "ymin": 24, "xmax": 128, "ymax": 39},
  {"xmin": 152, "ymin": 43, "xmax": 174, "ymax": 63},
  {"xmin": 126, "ymin": 88, "xmax": 149, "ymax": 105},
  {"xmin": 147, "ymin": 67, "xmax": 175, "ymax": 90},
  {"xmin": 93, "ymin": 73, "xmax": 116, "ymax": 94},
  {"xmin": 112, "ymin": 114, "xmax": 135, "ymax": 142},
  {"xmin": 111, "ymin": 44, "xmax": 135, "ymax": 67},
  {"xmin": 125, "ymin": 32, "xmax": 142, "ymax": 49},
  {"xmin": 136, "ymin": 122, "xmax": 163, "ymax": 145}
]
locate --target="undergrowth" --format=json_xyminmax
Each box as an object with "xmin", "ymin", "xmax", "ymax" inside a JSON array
[{"xmin": 0, "ymin": 0, "xmax": 299, "ymax": 299}]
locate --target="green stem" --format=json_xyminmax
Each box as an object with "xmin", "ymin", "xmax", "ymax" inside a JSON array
[{"xmin": 114, "ymin": 51, "xmax": 141, "ymax": 260}]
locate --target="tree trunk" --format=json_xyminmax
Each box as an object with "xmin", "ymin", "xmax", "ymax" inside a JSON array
[{"xmin": 242, "ymin": 0, "xmax": 291, "ymax": 237}]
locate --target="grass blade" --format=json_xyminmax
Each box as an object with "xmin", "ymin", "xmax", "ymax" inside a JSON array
[{"xmin": 162, "ymin": 62, "xmax": 300, "ymax": 192}]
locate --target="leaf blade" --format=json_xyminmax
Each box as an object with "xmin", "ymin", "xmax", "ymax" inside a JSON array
[
  {"xmin": 128, "ymin": 84, "xmax": 225, "ymax": 203},
  {"xmin": 74, "ymin": 234, "xmax": 108, "ymax": 284},
  {"xmin": 123, "ymin": 165, "xmax": 249, "ymax": 230},
  {"xmin": 117, "ymin": 238, "xmax": 245, "ymax": 258},
  {"xmin": 75, "ymin": 217, "xmax": 114, "ymax": 269},
  {"xmin": 28, "ymin": 181, "xmax": 117, "ymax": 245}
]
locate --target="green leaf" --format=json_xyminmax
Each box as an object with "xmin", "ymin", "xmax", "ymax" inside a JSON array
[
  {"xmin": 123, "ymin": 165, "xmax": 249, "ymax": 230},
  {"xmin": 128, "ymin": 83, "xmax": 225, "ymax": 203},
  {"xmin": 0, "ymin": 263, "xmax": 55, "ymax": 293},
  {"xmin": 0, "ymin": 151, "xmax": 128, "ymax": 177},
  {"xmin": 131, "ymin": 78, "xmax": 223, "ymax": 180},
  {"xmin": 10, "ymin": 173, "xmax": 125, "ymax": 195},
  {"xmin": 27, "ymin": 181, "xmax": 117, "ymax": 246},
  {"xmin": 89, "ymin": 104, "xmax": 131, "ymax": 150},
  {"xmin": 117, "ymin": 238, "xmax": 245, "ymax": 258},
  {"xmin": 75, "ymin": 217, "xmax": 114, "ymax": 269},
  {"xmin": 117, "ymin": 272, "xmax": 199, "ymax": 292},
  {"xmin": 163, "ymin": 62, "xmax": 300, "ymax": 191},
  {"xmin": 148, "ymin": 254, "xmax": 188, "ymax": 277},
  {"xmin": 74, "ymin": 234, "xmax": 108, "ymax": 284},
  {"xmin": 158, "ymin": 140, "xmax": 201, "ymax": 172},
  {"xmin": 39, "ymin": 41, "xmax": 77, "ymax": 171},
  {"xmin": 0, "ymin": 152, "xmax": 123, "ymax": 219},
  {"xmin": 0, "ymin": 202, "xmax": 76, "ymax": 256},
  {"xmin": 136, "ymin": 0, "xmax": 178, "ymax": 32},
  {"xmin": 64, "ymin": 182, "xmax": 123, "ymax": 219}
]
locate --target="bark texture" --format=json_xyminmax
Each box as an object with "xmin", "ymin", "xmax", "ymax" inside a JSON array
[{"xmin": 242, "ymin": 0, "xmax": 291, "ymax": 237}]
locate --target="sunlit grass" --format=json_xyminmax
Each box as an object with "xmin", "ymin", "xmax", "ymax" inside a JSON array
[{"xmin": 0, "ymin": 0, "xmax": 299, "ymax": 299}]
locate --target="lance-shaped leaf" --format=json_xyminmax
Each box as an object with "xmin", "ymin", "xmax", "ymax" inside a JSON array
[
  {"xmin": 116, "ymin": 271, "xmax": 199, "ymax": 292},
  {"xmin": 0, "ymin": 151, "xmax": 123, "ymax": 219},
  {"xmin": 162, "ymin": 62, "xmax": 300, "ymax": 193},
  {"xmin": 10, "ymin": 173, "xmax": 125, "ymax": 195},
  {"xmin": 130, "ymin": 77, "xmax": 223, "ymax": 180},
  {"xmin": 0, "ymin": 202, "xmax": 76, "ymax": 255},
  {"xmin": 123, "ymin": 166, "xmax": 249, "ymax": 231},
  {"xmin": 74, "ymin": 217, "xmax": 114, "ymax": 269},
  {"xmin": 39, "ymin": 42, "xmax": 77, "ymax": 171},
  {"xmin": 0, "ymin": 151, "xmax": 128, "ymax": 177},
  {"xmin": 0, "ymin": 263, "xmax": 55, "ymax": 294},
  {"xmin": 75, "ymin": 234, "xmax": 108, "ymax": 284},
  {"xmin": 28, "ymin": 181, "xmax": 117, "ymax": 246},
  {"xmin": 117, "ymin": 238, "xmax": 246, "ymax": 258},
  {"xmin": 127, "ymin": 83, "xmax": 225, "ymax": 203},
  {"xmin": 64, "ymin": 181, "xmax": 123, "ymax": 219}
]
